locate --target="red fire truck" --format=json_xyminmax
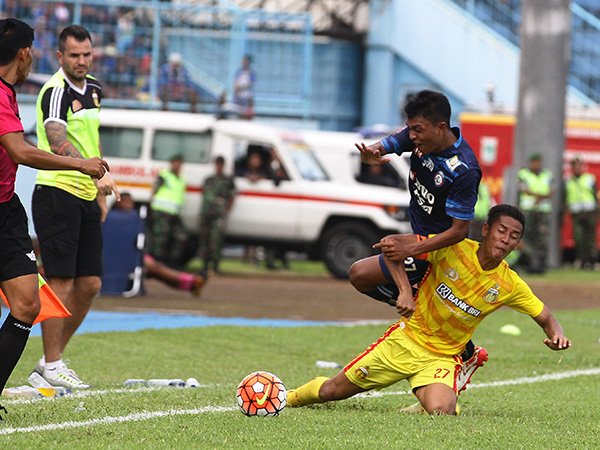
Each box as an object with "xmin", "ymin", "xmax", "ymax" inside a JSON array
[{"xmin": 460, "ymin": 111, "xmax": 600, "ymax": 253}]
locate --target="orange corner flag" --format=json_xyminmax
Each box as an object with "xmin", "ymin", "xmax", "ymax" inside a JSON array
[{"xmin": 0, "ymin": 274, "xmax": 71, "ymax": 325}]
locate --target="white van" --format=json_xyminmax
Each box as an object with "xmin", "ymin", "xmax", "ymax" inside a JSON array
[
  {"xmin": 299, "ymin": 129, "xmax": 412, "ymax": 190},
  {"xmin": 99, "ymin": 109, "xmax": 411, "ymax": 278}
]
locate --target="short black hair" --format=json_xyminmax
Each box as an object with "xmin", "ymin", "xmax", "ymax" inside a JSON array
[
  {"xmin": 58, "ymin": 25, "xmax": 92, "ymax": 52},
  {"xmin": 486, "ymin": 204, "xmax": 525, "ymax": 234},
  {"xmin": 215, "ymin": 156, "xmax": 225, "ymax": 164},
  {"xmin": 403, "ymin": 90, "xmax": 451, "ymax": 125},
  {"xmin": 0, "ymin": 18, "xmax": 34, "ymax": 66}
]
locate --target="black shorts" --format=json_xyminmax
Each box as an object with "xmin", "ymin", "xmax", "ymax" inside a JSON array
[
  {"xmin": 32, "ymin": 185, "xmax": 103, "ymax": 278},
  {"xmin": 0, "ymin": 194, "xmax": 38, "ymax": 282}
]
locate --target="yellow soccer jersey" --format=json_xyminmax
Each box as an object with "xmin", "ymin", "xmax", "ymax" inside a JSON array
[{"xmin": 401, "ymin": 238, "xmax": 544, "ymax": 356}]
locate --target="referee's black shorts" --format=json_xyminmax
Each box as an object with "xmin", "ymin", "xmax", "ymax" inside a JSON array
[
  {"xmin": 32, "ymin": 185, "xmax": 103, "ymax": 279},
  {"xmin": 0, "ymin": 194, "xmax": 38, "ymax": 282}
]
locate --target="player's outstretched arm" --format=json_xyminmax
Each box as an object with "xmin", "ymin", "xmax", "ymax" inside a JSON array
[
  {"xmin": 374, "ymin": 235, "xmax": 416, "ymax": 317},
  {"xmin": 355, "ymin": 141, "xmax": 390, "ymax": 165},
  {"xmin": 0, "ymin": 132, "xmax": 108, "ymax": 179},
  {"xmin": 410, "ymin": 218, "xmax": 469, "ymax": 256},
  {"xmin": 383, "ymin": 255, "xmax": 414, "ymax": 318},
  {"xmin": 532, "ymin": 306, "xmax": 571, "ymax": 351}
]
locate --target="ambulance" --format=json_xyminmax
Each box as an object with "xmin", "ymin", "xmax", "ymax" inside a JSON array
[{"xmin": 99, "ymin": 109, "xmax": 411, "ymax": 278}]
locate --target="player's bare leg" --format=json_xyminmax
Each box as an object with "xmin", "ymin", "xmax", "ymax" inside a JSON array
[
  {"xmin": 319, "ymin": 371, "xmax": 366, "ymax": 401},
  {"xmin": 35, "ymin": 276, "xmax": 96, "ymax": 389},
  {"xmin": 41, "ymin": 277, "xmax": 74, "ymax": 363},
  {"xmin": 413, "ymin": 383, "xmax": 457, "ymax": 415},
  {"xmin": 59, "ymin": 275, "xmax": 100, "ymax": 352},
  {"xmin": 349, "ymin": 255, "xmax": 396, "ymax": 305},
  {"xmin": 0, "ymin": 274, "xmax": 40, "ymax": 398},
  {"xmin": 0, "ymin": 274, "xmax": 40, "ymax": 323},
  {"xmin": 351, "ymin": 255, "xmax": 487, "ymax": 388},
  {"xmin": 287, "ymin": 371, "xmax": 366, "ymax": 407}
]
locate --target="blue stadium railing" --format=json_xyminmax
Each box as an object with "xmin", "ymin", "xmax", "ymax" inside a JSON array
[
  {"xmin": 448, "ymin": 0, "xmax": 600, "ymax": 104},
  {"xmin": 6, "ymin": 0, "xmax": 314, "ymax": 119}
]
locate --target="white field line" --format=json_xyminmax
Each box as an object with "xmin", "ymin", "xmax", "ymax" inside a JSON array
[
  {"xmin": 2, "ymin": 385, "xmax": 213, "ymax": 406},
  {"xmin": 357, "ymin": 367, "xmax": 600, "ymax": 398},
  {"xmin": 0, "ymin": 406, "xmax": 236, "ymax": 436},
  {"xmin": 1, "ymin": 368, "xmax": 599, "ymax": 436}
]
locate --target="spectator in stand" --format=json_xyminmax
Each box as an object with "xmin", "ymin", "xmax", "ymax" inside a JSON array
[
  {"xmin": 158, "ymin": 52, "xmax": 198, "ymax": 113},
  {"xmin": 564, "ymin": 158, "xmax": 598, "ymax": 270},
  {"xmin": 233, "ymin": 54, "xmax": 256, "ymax": 120}
]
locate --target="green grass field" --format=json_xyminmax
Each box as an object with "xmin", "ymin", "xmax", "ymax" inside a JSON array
[{"xmin": 2, "ymin": 308, "xmax": 599, "ymax": 448}]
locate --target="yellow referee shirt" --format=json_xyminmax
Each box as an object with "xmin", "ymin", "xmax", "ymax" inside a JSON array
[{"xmin": 401, "ymin": 239, "xmax": 544, "ymax": 356}]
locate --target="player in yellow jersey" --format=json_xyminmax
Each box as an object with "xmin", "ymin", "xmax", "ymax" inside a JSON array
[{"xmin": 287, "ymin": 204, "xmax": 571, "ymax": 415}]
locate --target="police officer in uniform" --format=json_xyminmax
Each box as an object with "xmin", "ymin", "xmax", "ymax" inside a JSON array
[
  {"xmin": 148, "ymin": 154, "xmax": 187, "ymax": 267},
  {"xmin": 565, "ymin": 158, "xmax": 598, "ymax": 269},
  {"xmin": 518, "ymin": 153, "xmax": 553, "ymax": 274}
]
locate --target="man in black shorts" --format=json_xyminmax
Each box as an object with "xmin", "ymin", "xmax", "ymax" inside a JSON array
[
  {"xmin": 0, "ymin": 18, "xmax": 107, "ymax": 418},
  {"xmin": 31, "ymin": 25, "xmax": 119, "ymax": 389}
]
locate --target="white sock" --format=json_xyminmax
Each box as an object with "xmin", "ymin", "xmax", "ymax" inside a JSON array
[
  {"xmin": 39, "ymin": 356, "xmax": 46, "ymax": 367},
  {"xmin": 45, "ymin": 359, "xmax": 63, "ymax": 372}
]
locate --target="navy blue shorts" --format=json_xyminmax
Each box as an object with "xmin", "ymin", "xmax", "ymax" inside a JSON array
[
  {"xmin": 378, "ymin": 253, "xmax": 430, "ymax": 286},
  {"xmin": 32, "ymin": 185, "xmax": 103, "ymax": 279},
  {"xmin": 0, "ymin": 194, "xmax": 38, "ymax": 282}
]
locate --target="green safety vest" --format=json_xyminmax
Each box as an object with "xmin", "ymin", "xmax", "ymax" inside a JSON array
[
  {"xmin": 150, "ymin": 169, "xmax": 186, "ymax": 215},
  {"xmin": 474, "ymin": 182, "xmax": 492, "ymax": 220},
  {"xmin": 566, "ymin": 173, "xmax": 596, "ymax": 213},
  {"xmin": 35, "ymin": 71, "xmax": 101, "ymax": 201},
  {"xmin": 518, "ymin": 168, "xmax": 552, "ymax": 212}
]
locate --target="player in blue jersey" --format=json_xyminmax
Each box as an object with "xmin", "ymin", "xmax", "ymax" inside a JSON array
[{"xmin": 350, "ymin": 90, "xmax": 485, "ymax": 393}]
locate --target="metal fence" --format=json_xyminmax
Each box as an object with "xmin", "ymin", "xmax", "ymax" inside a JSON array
[{"xmin": 3, "ymin": 0, "xmax": 313, "ymax": 117}]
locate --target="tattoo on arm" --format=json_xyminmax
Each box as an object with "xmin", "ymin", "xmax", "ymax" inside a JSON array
[{"xmin": 45, "ymin": 122, "xmax": 84, "ymax": 159}]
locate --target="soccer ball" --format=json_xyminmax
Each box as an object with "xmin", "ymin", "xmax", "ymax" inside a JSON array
[{"xmin": 236, "ymin": 371, "xmax": 286, "ymax": 416}]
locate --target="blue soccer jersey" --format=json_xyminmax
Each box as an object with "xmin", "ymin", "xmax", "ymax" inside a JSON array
[{"xmin": 381, "ymin": 127, "xmax": 481, "ymax": 236}]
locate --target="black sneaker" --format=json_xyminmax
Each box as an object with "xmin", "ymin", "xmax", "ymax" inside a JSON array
[{"xmin": 0, "ymin": 403, "xmax": 7, "ymax": 421}]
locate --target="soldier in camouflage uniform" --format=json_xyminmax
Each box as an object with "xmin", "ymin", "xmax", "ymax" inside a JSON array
[{"xmin": 198, "ymin": 156, "xmax": 236, "ymax": 274}]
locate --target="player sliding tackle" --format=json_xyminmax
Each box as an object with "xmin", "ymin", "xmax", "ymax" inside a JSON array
[{"xmin": 287, "ymin": 205, "xmax": 571, "ymax": 415}]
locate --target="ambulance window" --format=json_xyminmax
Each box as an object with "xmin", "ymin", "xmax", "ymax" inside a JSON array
[
  {"xmin": 233, "ymin": 141, "xmax": 274, "ymax": 179},
  {"xmin": 356, "ymin": 161, "xmax": 406, "ymax": 189},
  {"xmin": 153, "ymin": 131, "xmax": 211, "ymax": 163},
  {"xmin": 286, "ymin": 139, "xmax": 328, "ymax": 181},
  {"xmin": 99, "ymin": 126, "xmax": 143, "ymax": 158},
  {"xmin": 352, "ymin": 153, "xmax": 407, "ymax": 190}
]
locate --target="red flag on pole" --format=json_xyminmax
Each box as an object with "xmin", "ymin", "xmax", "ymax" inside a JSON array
[{"xmin": 0, "ymin": 274, "xmax": 71, "ymax": 325}]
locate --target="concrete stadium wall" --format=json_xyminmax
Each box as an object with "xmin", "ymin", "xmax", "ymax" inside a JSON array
[{"xmin": 363, "ymin": 0, "xmax": 520, "ymax": 126}]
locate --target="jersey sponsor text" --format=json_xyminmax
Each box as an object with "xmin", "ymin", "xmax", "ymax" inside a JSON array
[{"xmin": 436, "ymin": 282, "xmax": 481, "ymax": 317}]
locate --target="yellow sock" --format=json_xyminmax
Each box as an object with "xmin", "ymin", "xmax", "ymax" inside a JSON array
[{"xmin": 286, "ymin": 377, "xmax": 329, "ymax": 407}]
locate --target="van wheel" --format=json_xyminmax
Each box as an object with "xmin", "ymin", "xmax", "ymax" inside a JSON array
[{"xmin": 321, "ymin": 222, "xmax": 379, "ymax": 279}]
